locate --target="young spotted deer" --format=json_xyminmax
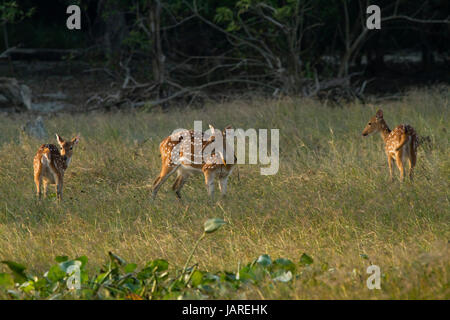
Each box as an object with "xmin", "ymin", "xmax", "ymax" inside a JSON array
[
  {"xmin": 152, "ymin": 125, "xmax": 236, "ymax": 201},
  {"xmin": 362, "ymin": 109, "xmax": 418, "ymax": 181},
  {"xmin": 33, "ymin": 134, "xmax": 80, "ymax": 200}
]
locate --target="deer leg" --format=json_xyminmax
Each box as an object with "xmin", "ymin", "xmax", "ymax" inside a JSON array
[
  {"xmin": 172, "ymin": 172, "xmax": 188, "ymax": 199},
  {"xmin": 218, "ymin": 176, "xmax": 229, "ymax": 197},
  {"xmin": 395, "ymin": 151, "xmax": 405, "ymax": 181},
  {"xmin": 56, "ymin": 176, "xmax": 63, "ymax": 201},
  {"xmin": 152, "ymin": 164, "xmax": 179, "ymax": 199},
  {"xmin": 387, "ymin": 155, "xmax": 394, "ymax": 182},
  {"xmin": 43, "ymin": 180, "xmax": 49, "ymax": 198},
  {"xmin": 204, "ymin": 170, "xmax": 216, "ymax": 202},
  {"xmin": 34, "ymin": 171, "xmax": 42, "ymax": 199},
  {"xmin": 409, "ymin": 144, "xmax": 417, "ymax": 181},
  {"xmin": 33, "ymin": 160, "xmax": 43, "ymax": 199}
]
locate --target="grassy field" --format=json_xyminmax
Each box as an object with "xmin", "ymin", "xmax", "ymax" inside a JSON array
[{"xmin": 0, "ymin": 87, "xmax": 449, "ymax": 299}]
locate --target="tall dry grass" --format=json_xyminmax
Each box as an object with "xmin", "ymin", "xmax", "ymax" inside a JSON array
[{"xmin": 0, "ymin": 87, "xmax": 448, "ymax": 299}]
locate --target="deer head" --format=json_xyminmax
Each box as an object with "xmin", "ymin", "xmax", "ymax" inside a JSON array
[
  {"xmin": 56, "ymin": 134, "xmax": 80, "ymax": 163},
  {"xmin": 208, "ymin": 124, "xmax": 234, "ymax": 165},
  {"xmin": 362, "ymin": 109, "xmax": 384, "ymax": 136}
]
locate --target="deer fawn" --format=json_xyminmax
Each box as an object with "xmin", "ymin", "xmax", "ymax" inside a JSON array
[
  {"xmin": 152, "ymin": 125, "xmax": 236, "ymax": 201},
  {"xmin": 362, "ymin": 109, "xmax": 418, "ymax": 181},
  {"xmin": 33, "ymin": 134, "xmax": 80, "ymax": 200}
]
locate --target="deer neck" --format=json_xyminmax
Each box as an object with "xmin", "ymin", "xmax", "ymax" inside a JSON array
[
  {"xmin": 379, "ymin": 120, "xmax": 391, "ymax": 142},
  {"xmin": 65, "ymin": 156, "xmax": 72, "ymax": 168},
  {"xmin": 59, "ymin": 154, "xmax": 71, "ymax": 170}
]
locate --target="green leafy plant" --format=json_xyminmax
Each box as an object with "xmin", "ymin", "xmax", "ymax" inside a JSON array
[{"xmin": 0, "ymin": 218, "xmax": 319, "ymax": 300}]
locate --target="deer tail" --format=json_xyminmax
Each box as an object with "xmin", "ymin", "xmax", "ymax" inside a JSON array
[
  {"xmin": 395, "ymin": 136, "xmax": 409, "ymax": 151},
  {"xmin": 41, "ymin": 147, "xmax": 51, "ymax": 165}
]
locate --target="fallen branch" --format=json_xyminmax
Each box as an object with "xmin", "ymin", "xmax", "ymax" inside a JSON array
[{"xmin": 0, "ymin": 48, "xmax": 82, "ymax": 60}]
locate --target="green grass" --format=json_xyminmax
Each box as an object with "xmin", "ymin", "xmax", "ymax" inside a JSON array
[{"xmin": 0, "ymin": 87, "xmax": 449, "ymax": 299}]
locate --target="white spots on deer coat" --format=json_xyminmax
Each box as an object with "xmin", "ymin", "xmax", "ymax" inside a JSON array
[
  {"xmin": 153, "ymin": 127, "xmax": 236, "ymax": 200},
  {"xmin": 362, "ymin": 110, "xmax": 418, "ymax": 181},
  {"xmin": 384, "ymin": 124, "xmax": 417, "ymax": 157},
  {"xmin": 33, "ymin": 135, "xmax": 79, "ymax": 200}
]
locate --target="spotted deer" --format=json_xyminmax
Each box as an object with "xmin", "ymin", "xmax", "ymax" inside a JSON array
[
  {"xmin": 362, "ymin": 109, "xmax": 418, "ymax": 181},
  {"xmin": 152, "ymin": 125, "xmax": 236, "ymax": 201},
  {"xmin": 33, "ymin": 134, "xmax": 80, "ymax": 200}
]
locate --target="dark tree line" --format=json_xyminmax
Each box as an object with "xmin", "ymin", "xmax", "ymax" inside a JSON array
[{"xmin": 1, "ymin": 0, "xmax": 449, "ymax": 107}]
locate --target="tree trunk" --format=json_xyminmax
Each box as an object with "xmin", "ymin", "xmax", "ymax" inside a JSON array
[
  {"xmin": 99, "ymin": 0, "xmax": 127, "ymax": 63},
  {"xmin": 149, "ymin": 0, "xmax": 166, "ymax": 101}
]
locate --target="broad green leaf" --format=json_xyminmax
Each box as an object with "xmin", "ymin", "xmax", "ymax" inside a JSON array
[
  {"xmin": 19, "ymin": 280, "xmax": 35, "ymax": 293},
  {"xmin": 274, "ymin": 258, "xmax": 296, "ymax": 272},
  {"xmin": 0, "ymin": 273, "xmax": 14, "ymax": 289},
  {"xmin": 55, "ymin": 256, "xmax": 69, "ymax": 263},
  {"xmin": 256, "ymin": 254, "xmax": 272, "ymax": 267},
  {"xmin": 299, "ymin": 253, "xmax": 314, "ymax": 266},
  {"xmin": 1, "ymin": 261, "xmax": 26, "ymax": 274},
  {"xmin": 33, "ymin": 278, "xmax": 47, "ymax": 291},
  {"xmin": 237, "ymin": 264, "xmax": 264, "ymax": 283},
  {"xmin": 124, "ymin": 263, "xmax": 137, "ymax": 273},
  {"xmin": 46, "ymin": 265, "xmax": 66, "ymax": 282},
  {"xmin": 360, "ymin": 254, "xmax": 369, "ymax": 260},
  {"xmin": 190, "ymin": 270, "xmax": 204, "ymax": 287},
  {"xmin": 80, "ymin": 270, "xmax": 89, "ymax": 284},
  {"xmin": 1, "ymin": 261, "xmax": 28, "ymax": 284},
  {"xmin": 145, "ymin": 259, "xmax": 169, "ymax": 273},
  {"xmin": 123, "ymin": 282, "xmax": 141, "ymax": 293},
  {"xmin": 75, "ymin": 255, "xmax": 88, "ymax": 268},
  {"xmin": 204, "ymin": 218, "xmax": 227, "ymax": 233},
  {"xmin": 95, "ymin": 272, "xmax": 109, "ymax": 284}
]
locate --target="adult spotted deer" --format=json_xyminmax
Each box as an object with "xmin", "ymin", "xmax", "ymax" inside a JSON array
[
  {"xmin": 33, "ymin": 134, "xmax": 80, "ymax": 200},
  {"xmin": 362, "ymin": 109, "xmax": 418, "ymax": 181},
  {"xmin": 152, "ymin": 125, "xmax": 236, "ymax": 201}
]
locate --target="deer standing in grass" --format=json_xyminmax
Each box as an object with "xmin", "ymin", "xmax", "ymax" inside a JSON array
[
  {"xmin": 362, "ymin": 109, "xmax": 418, "ymax": 181},
  {"xmin": 152, "ymin": 125, "xmax": 236, "ymax": 201},
  {"xmin": 33, "ymin": 134, "xmax": 80, "ymax": 200}
]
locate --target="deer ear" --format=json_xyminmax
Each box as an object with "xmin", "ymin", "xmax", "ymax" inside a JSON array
[
  {"xmin": 376, "ymin": 109, "xmax": 383, "ymax": 119},
  {"xmin": 217, "ymin": 150, "xmax": 226, "ymax": 165},
  {"xmin": 204, "ymin": 124, "xmax": 214, "ymax": 142},
  {"xmin": 71, "ymin": 136, "xmax": 80, "ymax": 145},
  {"xmin": 56, "ymin": 134, "xmax": 64, "ymax": 145}
]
